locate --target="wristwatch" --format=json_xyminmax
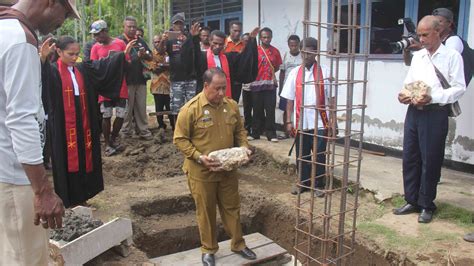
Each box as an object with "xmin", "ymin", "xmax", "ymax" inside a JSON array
[{"xmin": 197, "ymin": 155, "xmax": 204, "ymax": 164}]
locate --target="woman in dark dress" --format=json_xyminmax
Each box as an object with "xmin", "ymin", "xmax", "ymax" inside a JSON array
[{"xmin": 40, "ymin": 36, "xmax": 135, "ymax": 207}]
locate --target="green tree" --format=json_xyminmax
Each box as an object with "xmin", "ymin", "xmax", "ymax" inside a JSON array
[{"xmin": 54, "ymin": 0, "xmax": 170, "ymax": 49}]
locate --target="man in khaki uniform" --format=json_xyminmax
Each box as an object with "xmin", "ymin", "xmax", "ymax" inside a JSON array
[{"xmin": 174, "ymin": 68, "xmax": 257, "ymax": 266}]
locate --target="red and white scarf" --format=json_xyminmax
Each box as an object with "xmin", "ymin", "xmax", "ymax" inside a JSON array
[
  {"xmin": 57, "ymin": 60, "xmax": 93, "ymax": 173},
  {"xmin": 295, "ymin": 64, "xmax": 329, "ymax": 130},
  {"xmin": 206, "ymin": 49, "xmax": 232, "ymax": 98}
]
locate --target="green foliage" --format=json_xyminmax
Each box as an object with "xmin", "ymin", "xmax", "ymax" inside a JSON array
[
  {"xmin": 146, "ymin": 81, "xmax": 155, "ymax": 106},
  {"xmin": 55, "ymin": 0, "xmax": 170, "ymax": 47}
]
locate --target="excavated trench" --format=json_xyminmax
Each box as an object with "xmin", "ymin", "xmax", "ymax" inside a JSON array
[
  {"xmin": 130, "ymin": 194, "xmax": 414, "ymax": 265},
  {"xmin": 95, "ymin": 131, "xmax": 418, "ymax": 265}
]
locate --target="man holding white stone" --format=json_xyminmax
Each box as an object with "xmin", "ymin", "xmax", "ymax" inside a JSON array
[
  {"xmin": 393, "ymin": 15, "xmax": 466, "ymax": 223},
  {"xmin": 174, "ymin": 68, "xmax": 256, "ymax": 266}
]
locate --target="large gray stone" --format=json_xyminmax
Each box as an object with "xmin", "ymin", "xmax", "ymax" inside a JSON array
[
  {"xmin": 401, "ymin": 80, "xmax": 431, "ymax": 101},
  {"xmin": 208, "ymin": 147, "xmax": 249, "ymax": 171}
]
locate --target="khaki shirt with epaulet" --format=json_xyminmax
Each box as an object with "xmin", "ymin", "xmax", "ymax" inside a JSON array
[{"xmin": 173, "ymin": 92, "xmax": 249, "ymax": 182}]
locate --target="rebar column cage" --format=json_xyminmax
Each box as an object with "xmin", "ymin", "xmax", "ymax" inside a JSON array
[{"xmin": 293, "ymin": 0, "xmax": 370, "ymax": 265}]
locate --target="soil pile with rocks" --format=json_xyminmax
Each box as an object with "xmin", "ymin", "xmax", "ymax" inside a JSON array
[
  {"xmin": 102, "ymin": 128, "xmax": 183, "ymax": 182},
  {"xmin": 50, "ymin": 210, "xmax": 103, "ymax": 242}
]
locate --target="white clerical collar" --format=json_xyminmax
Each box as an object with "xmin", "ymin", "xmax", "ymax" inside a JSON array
[
  {"xmin": 67, "ymin": 66, "xmax": 80, "ymax": 96},
  {"xmin": 213, "ymin": 55, "xmax": 221, "ymax": 68}
]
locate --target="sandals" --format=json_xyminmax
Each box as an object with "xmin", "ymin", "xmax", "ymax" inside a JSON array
[
  {"xmin": 110, "ymin": 138, "xmax": 125, "ymax": 152},
  {"xmin": 104, "ymin": 146, "xmax": 117, "ymax": 157}
]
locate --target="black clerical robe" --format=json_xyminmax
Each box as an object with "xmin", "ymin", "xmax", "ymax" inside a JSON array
[
  {"xmin": 187, "ymin": 35, "xmax": 258, "ymax": 94},
  {"xmin": 41, "ymin": 53, "xmax": 126, "ymax": 207}
]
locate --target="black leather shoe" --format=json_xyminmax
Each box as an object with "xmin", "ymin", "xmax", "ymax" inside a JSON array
[
  {"xmin": 418, "ymin": 209, "xmax": 433, "ymax": 223},
  {"xmin": 393, "ymin": 203, "xmax": 420, "ymax": 215},
  {"xmin": 234, "ymin": 247, "xmax": 257, "ymax": 260},
  {"xmin": 201, "ymin": 253, "xmax": 215, "ymax": 266}
]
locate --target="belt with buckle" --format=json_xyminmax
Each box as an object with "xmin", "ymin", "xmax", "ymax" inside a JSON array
[{"xmin": 416, "ymin": 104, "xmax": 448, "ymax": 111}]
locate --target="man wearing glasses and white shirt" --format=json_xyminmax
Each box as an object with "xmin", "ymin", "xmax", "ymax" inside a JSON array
[{"xmin": 393, "ymin": 16, "xmax": 466, "ymax": 224}]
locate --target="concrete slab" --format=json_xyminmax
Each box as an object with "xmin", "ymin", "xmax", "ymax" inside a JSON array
[
  {"xmin": 249, "ymin": 133, "xmax": 474, "ymax": 212},
  {"xmin": 150, "ymin": 233, "xmax": 287, "ymax": 265}
]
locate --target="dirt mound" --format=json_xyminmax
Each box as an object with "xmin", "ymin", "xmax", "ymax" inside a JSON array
[{"xmin": 102, "ymin": 128, "xmax": 183, "ymax": 182}]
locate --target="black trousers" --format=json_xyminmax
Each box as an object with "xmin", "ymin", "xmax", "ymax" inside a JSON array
[
  {"xmin": 251, "ymin": 89, "xmax": 276, "ymax": 140},
  {"xmin": 242, "ymin": 90, "xmax": 253, "ymax": 134},
  {"xmin": 295, "ymin": 129, "xmax": 327, "ymax": 188},
  {"xmin": 231, "ymin": 82, "xmax": 242, "ymax": 103},
  {"xmin": 403, "ymin": 105, "xmax": 449, "ymax": 210},
  {"xmin": 153, "ymin": 94, "xmax": 175, "ymax": 130}
]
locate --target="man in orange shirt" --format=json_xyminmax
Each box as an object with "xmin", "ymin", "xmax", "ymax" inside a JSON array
[
  {"xmin": 224, "ymin": 21, "xmax": 245, "ymax": 102},
  {"xmin": 225, "ymin": 21, "xmax": 244, "ymax": 53}
]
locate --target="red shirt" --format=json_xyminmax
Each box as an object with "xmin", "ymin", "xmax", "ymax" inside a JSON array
[
  {"xmin": 90, "ymin": 38, "xmax": 128, "ymax": 101},
  {"xmin": 256, "ymin": 45, "xmax": 282, "ymax": 81}
]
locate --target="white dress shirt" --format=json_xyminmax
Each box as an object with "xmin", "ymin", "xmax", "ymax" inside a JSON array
[
  {"xmin": 280, "ymin": 64, "xmax": 330, "ymax": 130},
  {"xmin": 404, "ymin": 44, "xmax": 466, "ymax": 105},
  {"xmin": 444, "ymin": 35, "xmax": 464, "ymax": 54},
  {"xmin": 213, "ymin": 55, "xmax": 221, "ymax": 69}
]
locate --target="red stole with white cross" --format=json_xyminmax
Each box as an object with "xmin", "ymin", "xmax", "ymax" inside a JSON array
[
  {"xmin": 57, "ymin": 60, "xmax": 93, "ymax": 173},
  {"xmin": 206, "ymin": 49, "xmax": 232, "ymax": 98},
  {"xmin": 295, "ymin": 64, "xmax": 329, "ymax": 130}
]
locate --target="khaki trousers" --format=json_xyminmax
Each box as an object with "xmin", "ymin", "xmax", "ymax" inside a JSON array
[
  {"xmin": 188, "ymin": 176, "xmax": 246, "ymax": 254},
  {"xmin": 122, "ymin": 83, "xmax": 151, "ymax": 136},
  {"xmin": 0, "ymin": 183, "xmax": 48, "ymax": 266}
]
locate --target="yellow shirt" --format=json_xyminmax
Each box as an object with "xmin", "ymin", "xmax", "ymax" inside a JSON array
[{"xmin": 173, "ymin": 92, "xmax": 249, "ymax": 182}]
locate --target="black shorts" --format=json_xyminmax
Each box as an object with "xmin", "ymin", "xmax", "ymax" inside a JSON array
[{"xmin": 102, "ymin": 98, "xmax": 127, "ymax": 108}]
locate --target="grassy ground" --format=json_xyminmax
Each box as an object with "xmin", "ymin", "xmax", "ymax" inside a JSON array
[
  {"xmin": 390, "ymin": 195, "xmax": 474, "ymax": 227},
  {"xmin": 358, "ymin": 221, "xmax": 460, "ymax": 251},
  {"xmin": 356, "ymin": 194, "xmax": 474, "ymax": 260}
]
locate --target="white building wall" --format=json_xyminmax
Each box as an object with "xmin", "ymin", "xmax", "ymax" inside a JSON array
[{"xmin": 243, "ymin": 0, "xmax": 474, "ymax": 166}]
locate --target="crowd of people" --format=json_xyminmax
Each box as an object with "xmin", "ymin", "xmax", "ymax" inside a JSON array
[{"xmin": 0, "ymin": 0, "xmax": 473, "ymax": 265}]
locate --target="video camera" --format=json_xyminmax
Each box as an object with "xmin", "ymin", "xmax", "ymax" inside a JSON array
[{"xmin": 390, "ymin": 18, "xmax": 419, "ymax": 53}]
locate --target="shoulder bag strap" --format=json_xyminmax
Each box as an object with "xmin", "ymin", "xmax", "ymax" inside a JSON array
[{"xmin": 428, "ymin": 55, "xmax": 450, "ymax": 89}]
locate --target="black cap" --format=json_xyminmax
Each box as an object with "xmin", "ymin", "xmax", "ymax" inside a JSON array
[
  {"xmin": 171, "ymin": 12, "xmax": 185, "ymax": 24},
  {"xmin": 432, "ymin": 8, "xmax": 454, "ymax": 22}
]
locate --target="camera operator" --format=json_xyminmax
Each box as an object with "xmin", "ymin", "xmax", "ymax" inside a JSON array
[
  {"xmin": 118, "ymin": 16, "xmax": 153, "ymax": 140},
  {"xmin": 403, "ymin": 8, "xmax": 462, "ymax": 65}
]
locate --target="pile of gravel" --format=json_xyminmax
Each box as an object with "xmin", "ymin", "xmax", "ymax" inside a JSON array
[{"xmin": 50, "ymin": 210, "xmax": 103, "ymax": 242}]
